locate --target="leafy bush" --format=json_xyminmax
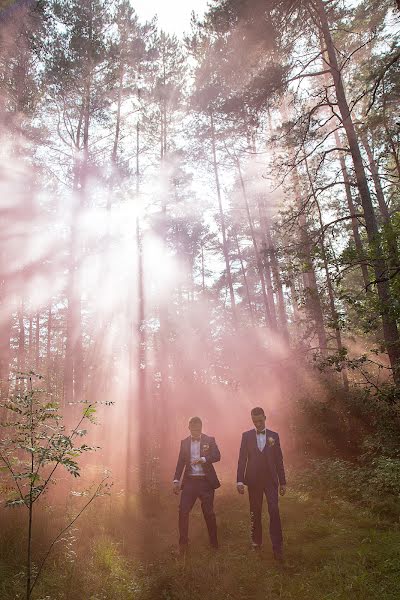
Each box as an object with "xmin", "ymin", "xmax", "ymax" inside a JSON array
[
  {"xmin": 296, "ymin": 456, "xmax": 400, "ymax": 520},
  {"xmin": 294, "ymin": 380, "xmax": 400, "ymax": 460},
  {"xmin": 0, "ymin": 372, "xmax": 109, "ymax": 600},
  {"xmin": 368, "ymin": 457, "xmax": 400, "ymax": 496}
]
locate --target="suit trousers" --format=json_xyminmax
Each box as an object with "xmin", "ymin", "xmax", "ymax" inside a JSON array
[
  {"xmin": 248, "ymin": 484, "xmax": 283, "ymax": 551},
  {"xmin": 179, "ymin": 477, "xmax": 217, "ymax": 546}
]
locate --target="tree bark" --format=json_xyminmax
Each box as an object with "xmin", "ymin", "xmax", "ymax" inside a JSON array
[
  {"xmin": 305, "ymin": 153, "xmax": 349, "ymax": 389},
  {"xmin": 129, "ymin": 91, "xmax": 148, "ymax": 499},
  {"xmin": 333, "ymin": 130, "xmax": 370, "ymax": 289},
  {"xmin": 258, "ymin": 197, "xmax": 290, "ymax": 341},
  {"xmin": 233, "ymin": 227, "xmax": 255, "ymax": 326},
  {"xmin": 210, "ymin": 111, "xmax": 238, "ymax": 328},
  {"xmin": 237, "ymin": 160, "xmax": 275, "ymax": 329},
  {"xmin": 17, "ymin": 302, "xmax": 25, "ymax": 377},
  {"xmin": 315, "ymin": 0, "xmax": 400, "ymax": 382},
  {"xmin": 280, "ymin": 102, "xmax": 327, "ymax": 349},
  {"xmin": 35, "ymin": 312, "xmax": 40, "ymax": 372},
  {"xmin": 359, "ymin": 130, "xmax": 399, "ymax": 270},
  {"xmin": 289, "ymin": 277, "xmax": 301, "ymax": 327},
  {"xmin": 293, "ymin": 166, "xmax": 327, "ymax": 350},
  {"xmin": 0, "ymin": 304, "xmax": 12, "ymax": 399}
]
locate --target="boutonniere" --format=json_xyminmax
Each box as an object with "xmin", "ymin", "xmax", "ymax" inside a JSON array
[
  {"xmin": 203, "ymin": 444, "xmax": 210, "ymax": 451},
  {"xmin": 267, "ymin": 437, "xmax": 275, "ymax": 447}
]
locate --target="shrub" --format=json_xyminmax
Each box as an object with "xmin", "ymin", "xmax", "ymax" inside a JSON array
[{"xmin": 295, "ymin": 456, "xmax": 400, "ymax": 520}]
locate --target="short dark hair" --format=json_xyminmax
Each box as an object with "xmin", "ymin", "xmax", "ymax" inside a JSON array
[
  {"xmin": 251, "ymin": 407, "xmax": 265, "ymax": 417},
  {"xmin": 189, "ymin": 416, "xmax": 202, "ymax": 427}
]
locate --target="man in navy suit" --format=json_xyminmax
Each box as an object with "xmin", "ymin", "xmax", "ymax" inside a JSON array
[
  {"xmin": 237, "ymin": 407, "xmax": 286, "ymax": 560},
  {"xmin": 173, "ymin": 416, "xmax": 221, "ymax": 552}
]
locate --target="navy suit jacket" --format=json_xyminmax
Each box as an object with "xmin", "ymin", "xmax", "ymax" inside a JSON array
[
  {"xmin": 237, "ymin": 429, "xmax": 286, "ymax": 488},
  {"xmin": 174, "ymin": 433, "xmax": 221, "ymax": 489}
]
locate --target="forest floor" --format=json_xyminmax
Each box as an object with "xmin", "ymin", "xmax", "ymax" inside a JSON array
[{"xmin": 1, "ymin": 479, "xmax": 400, "ymax": 600}]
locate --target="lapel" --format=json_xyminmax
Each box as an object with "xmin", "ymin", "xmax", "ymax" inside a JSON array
[
  {"xmin": 186, "ymin": 435, "xmax": 204, "ymax": 461},
  {"xmin": 252, "ymin": 429, "xmax": 261, "ymax": 453},
  {"xmin": 200, "ymin": 433, "xmax": 206, "ymax": 455},
  {"xmin": 262, "ymin": 429, "xmax": 269, "ymax": 454},
  {"xmin": 185, "ymin": 436, "xmax": 191, "ymax": 462}
]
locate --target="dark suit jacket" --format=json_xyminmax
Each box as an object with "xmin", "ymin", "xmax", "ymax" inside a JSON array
[
  {"xmin": 237, "ymin": 429, "xmax": 286, "ymax": 488},
  {"xmin": 174, "ymin": 433, "xmax": 221, "ymax": 489}
]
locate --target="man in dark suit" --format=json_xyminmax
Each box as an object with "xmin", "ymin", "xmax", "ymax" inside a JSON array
[
  {"xmin": 237, "ymin": 407, "xmax": 286, "ymax": 560},
  {"xmin": 173, "ymin": 416, "xmax": 221, "ymax": 552}
]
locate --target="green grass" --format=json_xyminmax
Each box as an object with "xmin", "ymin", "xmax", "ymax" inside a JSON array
[{"xmin": 0, "ymin": 482, "xmax": 399, "ymax": 599}]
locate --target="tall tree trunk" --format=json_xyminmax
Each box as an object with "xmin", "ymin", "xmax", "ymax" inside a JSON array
[
  {"xmin": 263, "ymin": 112, "xmax": 290, "ymax": 340},
  {"xmin": 261, "ymin": 249, "xmax": 276, "ymax": 327},
  {"xmin": 0, "ymin": 303, "xmax": 12, "ymax": 400},
  {"xmin": 64, "ymin": 250, "xmax": 82, "ymax": 408},
  {"xmin": 157, "ymin": 78, "xmax": 172, "ymax": 484},
  {"xmin": 201, "ymin": 243, "xmax": 206, "ymax": 293},
  {"xmin": 298, "ymin": 211, "xmax": 327, "ymax": 349},
  {"xmin": 237, "ymin": 160, "xmax": 274, "ymax": 328},
  {"xmin": 107, "ymin": 62, "xmax": 125, "ymax": 211},
  {"xmin": 315, "ymin": 0, "xmax": 400, "ymax": 382},
  {"xmin": 381, "ymin": 79, "xmax": 400, "ymax": 181},
  {"xmin": 134, "ymin": 216, "xmax": 148, "ymax": 496},
  {"xmin": 289, "ymin": 277, "xmax": 301, "ymax": 327},
  {"xmin": 112, "ymin": 65, "xmax": 124, "ymax": 164},
  {"xmin": 333, "ymin": 130, "xmax": 370, "ymax": 288},
  {"xmin": 294, "ymin": 168, "xmax": 327, "ymax": 349},
  {"xmin": 71, "ymin": 7, "xmax": 95, "ymax": 406},
  {"xmin": 280, "ymin": 103, "xmax": 327, "ymax": 349},
  {"xmin": 64, "ymin": 53, "xmax": 92, "ymax": 407},
  {"xmin": 319, "ymin": 34, "xmax": 370, "ymax": 289},
  {"xmin": 128, "ymin": 97, "xmax": 148, "ymax": 499},
  {"xmin": 28, "ymin": 314, "xmax": 33, "ymax": 364},
  {"xmin": 210, "ymin": 111, "xmax": 238, "ymax": 328},
  {"xmin": 35, "ymin": 312, "xmax": 40, "ymax": 372},
  {"xmin": 46, "ymin": 305, "xmax": 52, "ymax": 392},
  {"xmin": 304, "ymin": 154, "xmax": 349, "ymax": 389},
  {"xmin": 17, "ymin": 302, "xmax": 25, "ymax": 375},
  {"xmin": 0, "ymin": 225, "xmax": 11, "ymax": 398},
  {"xmin": 359, "ymin": 130, "xmax": 399, "ymax": 270},
  {"xmin": 360, "ymin": 132, "xmax": 390, "ymax": 222},
  {"xmin": 158, "ymin": 208, "xmax": 170, "ymax": 483},
  {"xmin": 64, "ymin": 177, "xmax": 84, "ymax": 408},
  {"xmin": 233, "ymin": 227, "xmax": 255, "ymax": 326},
  {"xmin": 258, "ymin": 198, "xmax": 289, "ymax": 341}
]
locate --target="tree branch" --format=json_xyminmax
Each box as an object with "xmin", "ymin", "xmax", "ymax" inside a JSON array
[
  {"xmin": 30, "ymin": 477, "xmax": 109, "ymax": 595},
  {"xmin": 366, "ymin": 50, "xmax": 400, "ymax": 115}
]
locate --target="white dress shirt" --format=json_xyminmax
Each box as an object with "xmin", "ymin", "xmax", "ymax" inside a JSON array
[
  {"xmin": 189, "ymin": 438, "xmax": 206, "ymax": 476},
  {"xmin": 256, "ymin": 429, "xmax": 267, "ymax": 452},
  {"xmin": 173, "ymin": 437, "xmax": 206, "ymax": 483}
]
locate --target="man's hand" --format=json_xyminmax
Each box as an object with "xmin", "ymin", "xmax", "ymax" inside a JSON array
[
  {"xmin": 279, "ymin": 485, "xmax": 286, "ymax": 496},
  {"xmin": 191, "ymin": 457, "xmax": 206, "ymax": 465},
  {"xmin": 173, "ymin": 481, "xmax": 180, "ymax": 495},
  {"xmin": 237, "ymin": 483, "xmax": 245, "ymax": 495}
]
